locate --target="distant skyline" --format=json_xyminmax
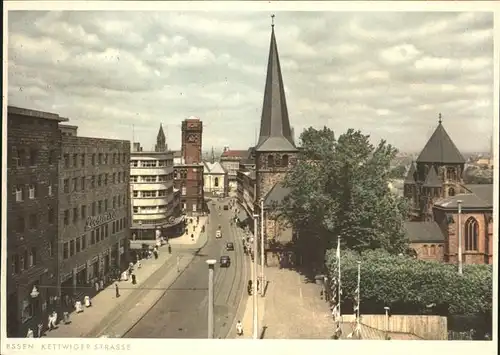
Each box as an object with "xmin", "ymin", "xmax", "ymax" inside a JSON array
[{"xmin": 7, "ymin": 11, "xmax": 494, "ymax": 152}]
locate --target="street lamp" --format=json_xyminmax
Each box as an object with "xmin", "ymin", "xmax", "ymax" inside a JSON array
[
  {"xmin": 206, "ymin": 259, "xmax": 217, "ymax": 339},
  {"xmin": 457, "ymin": 199, "xmax": 463, "ymax": 275},
  {"xmin": 30, "ymin": 286, "xmax": 39, "ymax": 298},
  {"xmin": 252, "ymin": 213, "xmax": 259, "ymax": 339},
  {"xmin": 384, "ymin": 306, "xmax": 390, "ymax": 334}
]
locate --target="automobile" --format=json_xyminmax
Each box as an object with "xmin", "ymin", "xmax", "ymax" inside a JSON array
[
  {"xmin": 223, "ymin": 205, "xmax": 229, "ymax": 210},
  {"xmin": 226, "ymin": 242, "xmax": 234, "ymax": 251},
  {"xmin": 220, "ymin": 255, "xmax": 231, "ymax": 267},
  {"xmin": 216, "ymin": 230, "xmax": 222, "ymax": 239}
]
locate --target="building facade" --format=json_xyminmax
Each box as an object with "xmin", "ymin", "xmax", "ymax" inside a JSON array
[
  {"xmin": 174, "ymin": 117, "xmax": 204, "ymax": 215},
  {"xmin": 203, "ymin": 161, "xmax": 228, "ymax": 197},
  {"xmin": 58, "ymin": 126, "xmax": 131, "ymax": 299},
  {"xmin": 6, "ymin": 106, "xmax": 66, "ymax": 337},
  {"xmin": 220, "ymin": 149, "xmax": 247, "ymax": 193},
  {"xmin": 130, "ymin": 126, "xmax": 182, "ymax": 241}
]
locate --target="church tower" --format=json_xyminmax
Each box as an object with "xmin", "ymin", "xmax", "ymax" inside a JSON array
[
  {"xmin": 255, "ymin": 17, "xmax": 298, "ymax": 205},
  {"xmin": 155, "ymin": 124, "xmax": 167, "ymax": 152}
]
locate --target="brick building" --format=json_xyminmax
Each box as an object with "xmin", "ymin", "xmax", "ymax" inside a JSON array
[
  {"xmin": 58, "ymin": 125, "xmax": 131, "ymax": 299},
  {"xmin": 173, "ymin": 118, "xmax": 204, "ymax": 215},
  {"xmin": 6, "ymin": 106, "xmax": 67, "ymax": 337},
  {"xmin": 403, "ymin": 116, "xmax": 494, "ymax": 265}
]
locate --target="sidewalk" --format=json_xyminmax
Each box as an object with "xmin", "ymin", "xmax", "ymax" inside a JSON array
[{"xmin": 169, "ymin": 216, "xmax": 208, "ymax": 248}]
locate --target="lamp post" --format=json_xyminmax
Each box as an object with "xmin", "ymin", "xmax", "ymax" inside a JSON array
[
  {"xmin": 384, "ymin": 306, "xmax": 390, "ymax": 335},
  {"xmin": 206, "ymin": 259, "xmax": 217, "ymax": 339},
  {"xmin": 252, "ymin": 213, "xmax": 259, "ymax": 339},
  {"xmin": 457, "ymin": 200, "xmax": 463, "ymax": 275},
  {"xmin": 260, "ymin": 199, "xmax": 265, "ymax": 296}
]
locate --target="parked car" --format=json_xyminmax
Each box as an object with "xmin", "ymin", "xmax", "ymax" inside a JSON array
[
  {"xmin": 223, "ymin": 205, "xmax": 229, "ymax": 210},
  {"xmin": 226, "ymin": 242, "xmax": 234, "ymax": 251},
  {"xmin": 220, "ymin": 255, "xmax": 231, "ymax": 267},
  {"xmin": 216, "ymin": 230, "xmax": 222, "ymax": 239}
]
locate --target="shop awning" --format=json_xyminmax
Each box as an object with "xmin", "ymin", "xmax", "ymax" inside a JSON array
[{"xmin": 131, "ymin": 215, "xmax": 186, "ymax": 230}]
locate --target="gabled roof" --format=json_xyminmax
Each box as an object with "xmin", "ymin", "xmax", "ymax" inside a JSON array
[
  {"xmin": 434, "ymin": 192, "xmax": 492, "ymax": 210},
  {"xmin": 264, "ymin": 181, "xmax": 291, "ymax": 208},
  {"xmin": 423, "ymin": 166, "xmax": 442, "ymax": 187},
  {"xmin": 464, "ymin": 184, "xmax": 493, "ymax": 206},
  {"xmin": 404, "ymin": 162, "xmax": 417, "ymax": 184},
  {"xmin": 255, "ymin": 25, "xmax": 297, "ymax": 153},
  {"xmin": 203, "ymin": 161, "xmax": 226, "ymax": 174},
  {"xmin": 404, "ymin": 221, "xmax": 444, "ymax": 243},
  {"xmin": 221, "ymin": 150, "xmax": 247, "ymax": 158},
  {"xmin": 416, "ymin": 119, "xmax": 465, "ymax": 164}
]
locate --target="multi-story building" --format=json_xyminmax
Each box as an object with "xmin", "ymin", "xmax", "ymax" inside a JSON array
[
  {"xmin": 173, "ymin": 117, "xmax": 204, "ymax": 215},
  {"xmin": 57, "ymin": 124, "xmax": 131, "ymax": 299},
  {"xmin": 6, "ymin": 106, "xmax": 66, "ymax": 337},
  {"xmin": 130, "ymin": 125, "xmax": 183, "ymax": 241},
  {"xmin": 203, "ymin": 160, "xmax": 228, "ymax": 197},
  {"xmin": 220, "ymin": 148, "xmax": 247, "ymax": 193}
]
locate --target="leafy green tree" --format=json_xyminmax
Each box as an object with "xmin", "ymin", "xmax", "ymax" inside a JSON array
[
  {"xmin": 388, "ymin": 164, "xmax": 407, "ymax": 179},
  {"xmin": 282, "ymin": 127, "xmax": 410, "ymax": 263}
]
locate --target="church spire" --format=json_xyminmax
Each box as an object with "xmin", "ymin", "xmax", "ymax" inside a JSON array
[
  {"xmin": 211, "ymin": 146, "xmax": 215, "ymax": 164},
  {"xmin": 155, "ymin": 124, "xmax": 167, "ymax": 152},
  {"xmin": 255, "ymin": 15, "xmax": 297, "ymax": 153}
]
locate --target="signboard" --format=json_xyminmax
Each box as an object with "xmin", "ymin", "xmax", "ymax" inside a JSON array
[{"xmin": 85, "ymin": 210, "xmax": 118, "ymax": 231}]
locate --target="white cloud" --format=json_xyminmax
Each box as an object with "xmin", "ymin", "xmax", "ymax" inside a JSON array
[{"xmin": 6, "ymin": 10, "xmax": 494, "ymax": 153}]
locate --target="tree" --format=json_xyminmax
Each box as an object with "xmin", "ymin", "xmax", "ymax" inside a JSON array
[
  {"xmin": 282, "ymin": 127, "xmax": 410, "ymax": 264},
  {"xmin": 388, "ymin": 164, "xmax": 407, "ymax": 179}
]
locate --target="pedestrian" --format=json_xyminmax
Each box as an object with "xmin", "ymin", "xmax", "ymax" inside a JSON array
[
  {"xmin": 236, "ymin": 321, "xmax": 243, "ymax": 336},
  {"xmin": 131, "ymin": 273, "xmax": 137, "ymax": 285},
  {"xmin": 37, "ymin": 322, "xmax": 43, "ymax": 337},
  {"xmin": 63, "ymin": 311, "xmax": 70, "ymax": 324},
  {"xmin": 115, "ymin": 283, "xmax": 120, "ymax": 298},
  {"xmin": 26, "ymin": 328, "xmax": 34, "ymax": 338},
  {"xmin": 84, "ymin": 295, "xmax": 92, "ymax": 307},
  {"xmin": 153, "ymin": 249, "xmax": 158, "ymax": 260}
]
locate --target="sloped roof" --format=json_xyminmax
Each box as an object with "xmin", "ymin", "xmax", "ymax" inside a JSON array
[
  {"xmin": 221, "ymin": 150, "xmax": 247, "ymax": 158},
  {"xmin": 435, "ymin": 193, "xmax": 492, "ymax": 210},
  {"xmin": 404, "ymin": 162, "xmax": 417, "ymax": 184},
  {"xmin": 416, "ymin": 120, "xmax": 465, "ymax": 164},
  {"xmin": 255, "ymin": 25, "xmax": 297, "ymax": 153},
  {"xmin": 203, "ymin": 161, "xmax": 226, "ymax": 174},
  {"xmin": 464, "ymin": 184, "xmax": 493, "ymax": 206},
  {"xmin": 423, "ymin": 167, "xmax": 442, "ymax": 187},
  {"xmin": 264, "ymin": 181, "xmax": 291, "ymax": 208},
  {"xmin": 404, "ymin": 221, "xmax": 444, "ymax": 243}
]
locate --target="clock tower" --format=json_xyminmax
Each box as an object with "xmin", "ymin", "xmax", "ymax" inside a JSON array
[{"xmin": 181, "ymin": 117, "xmax": 203, "ymax": 164}]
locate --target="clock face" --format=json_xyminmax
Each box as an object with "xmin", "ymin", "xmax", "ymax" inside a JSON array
[{"xmin": 187, "ymin": 134, "xmax": 199, "ymax": 143}]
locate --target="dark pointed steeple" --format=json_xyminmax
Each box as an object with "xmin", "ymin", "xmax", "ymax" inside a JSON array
[
  {"xmin": 416, "ymin": 114, "xmax": 465, "ymax": 164},
  {"xmin": 423, "ymin": 166, "xmax": 442, "ymax": 187},
  {"xmin": 404, "ymin": 162, "xmax": 417, "ymax": 184},
  {"xmin": 155, "ymin": 124, "xmax": 167, "ymax": 152},
  {"xmin": 255, "ymin": 16, "xmax": 297, "ymax": 153},
  {"xmin": 211, "ymin": 146, "xmax": 215, "ymax": 164}
]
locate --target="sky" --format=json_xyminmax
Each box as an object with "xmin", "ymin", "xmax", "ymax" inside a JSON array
[{"xmin": 7, "ymin": 10, "xmax": 494, "ymax": 153}]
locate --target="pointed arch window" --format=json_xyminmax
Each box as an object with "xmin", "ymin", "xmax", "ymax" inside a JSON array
[
  {"xmin": 214, "ymin": 177, "xmax": 219, "ymax": 187},
  {"xmin": 430, "ymin": 245, "xmax": 436, "ymax": 255},
  {"xmin": 423, "ymin": 245, "xmax": 429, "ymax": 256},
  {"xmin": 267, "ymin": 155, "xmax": 274, "ymax": 168},
  {"xmin": 448, "ymin": 187, "xmax": 455, "ymax": 197},
  {"xmin": 465, "ymin": 217, "xmax": 479, "ymax": 251},
  {"xmin": 281, "ymin": 154, "xmax": 289, "ymax": 167}
]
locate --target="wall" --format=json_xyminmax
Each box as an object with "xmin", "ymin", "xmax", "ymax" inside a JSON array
[
  {"xmin": 410, "ymin": 242, "xmax": 444, "ymax": 262},
  {"xmin": 174, "ymin": 164, "xmax": 204, "ymax": 214},
  {"xmin": 342, "ymin": 314, "xmax": 448, "ymax": 340}
]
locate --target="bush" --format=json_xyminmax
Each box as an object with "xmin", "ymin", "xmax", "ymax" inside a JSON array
[{"xmin": 325, "ymin": 248, "xmax": 493, "ymax": 316}]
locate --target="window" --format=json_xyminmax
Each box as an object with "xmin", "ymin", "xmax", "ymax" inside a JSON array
[
  {"xmin": 118, "ymin": 195, "xmax": 122, "ymax": 207},
  {"xmin": 142, "ymin": 191, "xmax": 156, "ymax": 198},
  {"xmin": 113, "ymin": 173, "xmax": 117, "ymax": 183},
  {"xmin": 21, "ymin": 299, "xmax": 33, "ymax": 323},
  {"xmin": 48, "ymin": 239, "xmax": 54, "ymax": 257},
  {"xmin": 92, "ymin": 154, "xmax": 96, "ymax": 165},
  {"xmin": 214, "ymin": 177, "xmax": 219, "ymax": 187},
  {"xmin": 48, "ymin": 184, "xmax": 53, "ymax": 196},
  {"xmin": 17, "ymin": 216, "xmax": 25, "ymax": 232},
  {"xmin": 133, "ymin": 190, "xmax": 138, "ymax": 198},
  {"xmin": 73, "ymin": 207, "xmax": 78, "ymax": 223},
  {"xmin": 141, "ymin": 160, "xmax": 157, "ymax": 168},
  {"xmin": 142, "ymin": 175, "xmax": 156, "ymax": 183},
  {"xmin": 48, "ymin": 207, "xmax": 55, "ymax": 224},
  {"xmin": 29, "ymin": 213, "xmax": 37, "ymax": 229},
  {"xmin": 104, "ymin": 153, "xmax": 109, "ymax": 164},
  {"xmin": 98, "ymin": 153, "xmax": 103, "ymax": 165},
  {"xmin": 81, "ymin": 235, "xmax": 87, "ymax": 250},
  {"xmin": 123, "ymin": 154, "xmax": 126, "ymax": 163},
  {"xmin": 81, "ymin": 177, "xmax": 86, "ymax": 191},
  {"xmin": 105, "ymin": 224, "xmax": 109, "ymax": 238},
  {"xmin": 29, "ymin": 248, "xmax": 36, "ymax": 267},
  {"xmin": 267, "ymin": 155, "xmax": 274, "ymax": 167},
  {"xmin": 158, "ymin": 189, "xmax": 167, "ymax": 197},
  {"xmin": 70, "ymin": 240, "xmax": 75, "ymax": 256},
  {"xmin": 91, "ymin": 175, "xmax": 96, "ymax": 188},
  {"xmin": 92, "ymin": 202, "xmax": 96, "ymax": 215},
  {"xmin": 29, "ymin": 184, "xmax": 36, "ymax": 199},
  {"xmin": 15, "ymin": 185, "xmax": 24, "ymax": 202},
  {"xmin": 98, "ymin": 200, "xmax": 103, "ymax": 214},
  {"xmin": 104, "ymin": 199, "xmax": 108, "ymax": 211},
  {"xmin": 29, "ymin": 149, "xmax": 38, "ymax": 166},
  {"xmin": 63, "ymin": 243, "xmax": 69, "ymax": 259},
  {"xmin": 181, "ymin": 186, "xmax": 187, "ymax": 195},
  {"xmin": 63, "ymin": 179, "xmax": 69, "ymax": 193},
  {"xmin": 72, "ymin": 178, "xmax": 78, "ymax": 192},
  {"xmin": 118, "ymin": 172, "xmax": 121, "ymax": 183},
  {"xmin": 430, "ymin": 245, "xmax": 436, "ymax": 255},
  {"xmin": 19, "ymin": 252, "xmax": 26, "ymax": 271},
  {"xmin": 281, "ymin": 154, "xmax": 289, "ymax": 167},
  {"xmin": 64, "ymin": 210, "xmax": 69, "ymax": 225},
  {"xmin": 76, "ymin": 237, "xmax": 81, "ymax": 253},
  {"xmin": 96, "ymin": 228, "xmax": 100, "ymax": 242},
  {"xmin": 465, "ymin": 217, "xmax": 479, "ymax": 251},
  {"xmin": 133, "ymin": 206, "xmax": 139, "ymax": 213},
  {"xmin": 91, "ymin": 230, "xmax": 96, "ymax": 245},
  {"xmin": 64, "ymin": 154, "xmax": 70, "ymax": 168},
  {"xmin": 117, "ymin": 153, "xmax": 121, "ymax": 164},
  {"xmin": 192, "ymin": 204, "xmax": 197, "ymax": 212},
  {"xmin": 131, "ymin": 160, "xmax": 138, "ymax": 167},
  {"xmin": 104, "ymin": 174, "xmax": 108, "ymax": 186},
  {"xmin": 98, "ymin": 174, "xmax": 102, "ymax": 187},
  {"xmin": 81, "ymin": 154, "xmax": 86, "ymax": 167},
  {"xmin": 113, "ymin": 153, "xmax": 117, "ymax": 164},
  {"xmin": 81, "ymin": 205, "xmax": 87, "ymax": 219},
  {"xmin": 448, "ymin": 187, "xmax": 455, "ymax": 197},
  {"xmin": 48, "ymin": 149, "xmax": 57, "ymax": 165},
  {"xmin": 113, "ymin": 197, "xmax": 116, "ymax": 209},
  {"xmin": 423, "ymin": 245, "xmax": 429, "ymax": 256},
  {"xmin": 73, "ymin": 154, "xmax": 78, "ymax": 168}
]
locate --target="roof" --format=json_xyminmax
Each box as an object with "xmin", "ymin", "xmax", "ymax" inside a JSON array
[
  {"xmin": 416, "ymin": 120, "xmax": 465, "ymax": 164},
  {"xmin": 240, "ymin": 147, "xmax": 256, "ymax": 165},
  {"xmin": 157, "ymin": 124, "xmax": 165, "ymax": 141},
  {"xmin": 255, "ymin": 26, "xmax": 297, "ymax": 153},
  {"xmin": 203, "ymin": 161, "xmax": 226, "ymax": 174},
  {"xmin": 464, "ymin": 184, "xmax": 493, "ymax": 206},
  {"xmin": 221, "ymin": 150, "xmax": 247, "ymax": 158},
  {"xmin": 404, "ymin": 162, "xmax": 417, "ymax": 184},
  {"xmin": 423, "ymin": 166, "xmax": 442, "ymax": 187},
  {"xmin": 264, "ymin": 181, "xmax": 291, "ymax": 208},
  {"xmin": 434, "ymin": 192, "xmax": 492, "ymax": 210},
  {"xmin": 8, "ymin": 105, "xmax": 69, "ymax": 122},
  {"xmin": 173, "ymin": 150, "xmax": 182, "ymax": 158},
  {"xmin": 404, "ymin": 221, "xmax": 444, "ymax": 243}
]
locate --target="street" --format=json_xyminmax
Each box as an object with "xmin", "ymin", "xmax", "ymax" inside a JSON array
[{"xmin": 123, "ymin": 198, "xmax": 247, "ymax": 339}]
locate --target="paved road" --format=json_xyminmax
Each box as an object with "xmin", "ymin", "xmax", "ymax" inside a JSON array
[{"xmin": 123, "ymin": 198, "xmax": 246, "ymax": 339}]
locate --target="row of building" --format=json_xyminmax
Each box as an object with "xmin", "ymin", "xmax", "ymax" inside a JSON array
[{"xmin": 5, "ymin": 107, "xmax": 207, "ymax": 337}]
